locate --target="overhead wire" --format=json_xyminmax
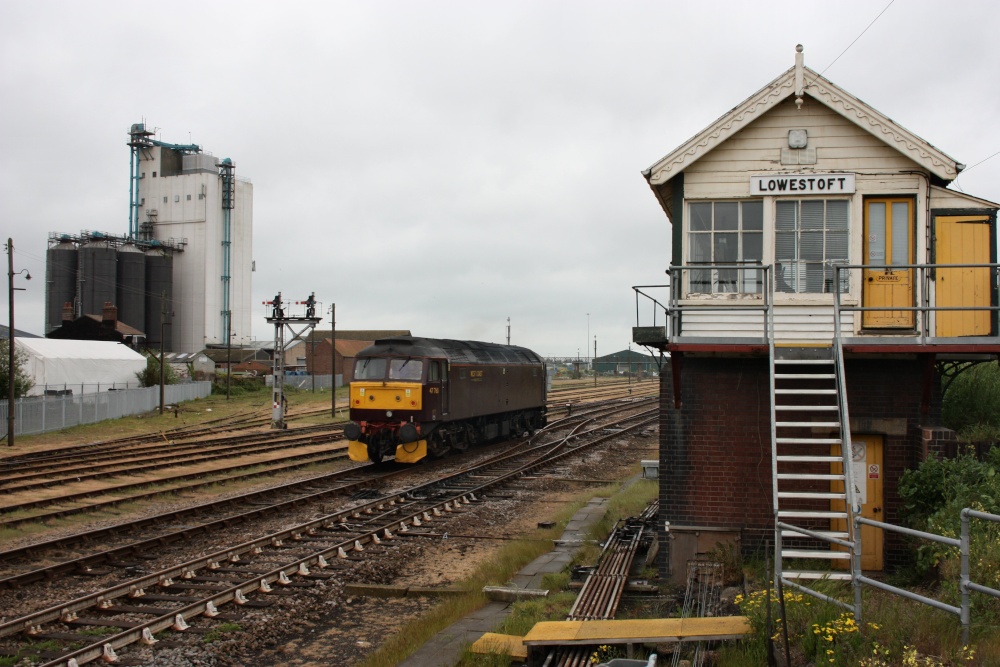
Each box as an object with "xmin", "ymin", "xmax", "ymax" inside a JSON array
[{"xmin": 818, "ymin": 0, "xmax": 896, "ymax": 77}]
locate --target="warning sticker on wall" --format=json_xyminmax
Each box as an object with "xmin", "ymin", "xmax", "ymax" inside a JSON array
[{"xmin": 868, "ymin": 464, "xmax": 880, "ymax": 479}]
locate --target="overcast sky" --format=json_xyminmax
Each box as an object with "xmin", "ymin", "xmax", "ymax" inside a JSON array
[{"xmin": 2, "ymin": 1, "xmax": 999, "ymax": 359}]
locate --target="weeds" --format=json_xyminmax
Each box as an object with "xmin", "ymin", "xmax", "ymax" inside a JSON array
[{"xmin": 204, "ymin": 621, "xmax": 242, "ymax": 643}]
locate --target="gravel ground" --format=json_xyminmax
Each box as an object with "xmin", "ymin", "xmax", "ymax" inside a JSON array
[
  {"xmin": 3, "ymin": 427, "xmax": 658, "ymax": 667},
  {"xmin": 126, "ymin": 429, "xmax": 658, "ymax": 667}
]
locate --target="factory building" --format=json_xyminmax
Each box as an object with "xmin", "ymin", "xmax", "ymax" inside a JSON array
[{"xmin": 45, "ymin": 124, "xmax": 253, "ymax": 353}]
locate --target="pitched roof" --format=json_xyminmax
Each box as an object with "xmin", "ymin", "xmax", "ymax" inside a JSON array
[
  {"xmin": 306, "ymin": 329, "xmax": 410, "ymax": 343},
  {"xmin": 334, "ymin": 339, "xmax": 373, "ymax": 357},
  {"xmin": 0, "ymin": 325, "xmax": 41, "ymax": 339},
  {"xmin": 81, "ymin": 314, "xmax": 145, "ymax": 336},
  {"xmin": 644, "ymin": 64, "xmax": 963, "ymax": 187}
]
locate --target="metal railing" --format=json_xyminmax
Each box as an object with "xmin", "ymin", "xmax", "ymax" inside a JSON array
[
  {"xmin": 833, "ymin": 263, "xmax": 1000, "ymax": 343},
  {"xmin": 634, "ymin": 262, "xmax": 999, "ymax": 344},
  {"xmin": 632, "ymin": 264, "xmax": 772, "ymax": 344},
  {"xmin": 854, "ymin": 508, "xmax": 1000, "ymax": 645}
]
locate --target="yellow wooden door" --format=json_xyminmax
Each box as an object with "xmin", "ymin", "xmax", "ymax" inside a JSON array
[
  {"xmin": 935, "ymin": 215, "xmax": 992, "ymax": 337},
  {"xmin": 864, "ymin": 199, "xmax": 915, "ymax": 328},
  {"xmin": 832, "ymin": 434, "xmax": 884, "ymax": 570}
]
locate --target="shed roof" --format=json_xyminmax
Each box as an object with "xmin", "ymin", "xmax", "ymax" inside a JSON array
[
  {"xmin": 15, "ymin": 338, "xmax": 146, "ymax": 361},
  {"xmin": 14, "ymin": 338, "xmax": 148, "ymax": 396},
  {"xmin": 643, "ymin": 62, "xmax": 963, "ymax": 188}
]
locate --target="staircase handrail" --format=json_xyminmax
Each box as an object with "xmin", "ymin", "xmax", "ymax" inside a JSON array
[{"xmin": 832, "ymin": 262, "xmax": 862, "ymax": 620}]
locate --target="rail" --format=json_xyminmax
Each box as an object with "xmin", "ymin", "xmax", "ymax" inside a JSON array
[{"xmin": 854, "ymin": 508, "xmax": 1000, "ymax": 645}]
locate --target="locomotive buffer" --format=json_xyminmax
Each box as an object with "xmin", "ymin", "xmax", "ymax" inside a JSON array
[{"xmin": 264, "ymin": 292, "xmax": 322, "ymax": 429}]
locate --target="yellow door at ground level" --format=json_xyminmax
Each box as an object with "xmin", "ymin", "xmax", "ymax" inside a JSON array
[
  {"xmin": 864, "ymin": 199, "xmax": 915, "ymax": 329},
  {"xmin": 832, "ymin": 434, "xmax": 884, "ymax": 571},
  {"xmin": 935, "ymin": 215, "xmax": 992, "ymax": 337}
]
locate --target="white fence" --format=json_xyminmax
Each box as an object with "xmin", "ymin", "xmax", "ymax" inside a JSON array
[{"xmin": 1, "ymin": 382, "xmax": 212, "ymax": 439}]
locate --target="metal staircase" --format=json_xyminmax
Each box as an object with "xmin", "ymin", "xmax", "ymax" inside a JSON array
[{"xmin": 768, "ymin": 301, "xmax": 860, "ymax": 609}]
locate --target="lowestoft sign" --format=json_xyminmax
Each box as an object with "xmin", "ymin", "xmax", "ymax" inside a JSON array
[{"xmin": 750, "ymin": 173, "xmax": 856, "ymax": 195}]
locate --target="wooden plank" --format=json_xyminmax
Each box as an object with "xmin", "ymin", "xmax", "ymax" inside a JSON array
[
  {"xmin": 471, "ymin": 633, "xmax": 528, "ymax": 659},
  {"xmin": 523, "ymin": 617, "xmax": 751, "ymax": 646}
]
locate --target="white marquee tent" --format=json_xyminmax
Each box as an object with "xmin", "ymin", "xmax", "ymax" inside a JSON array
[{"xmin": 14, "ymin": 338, "xmax": 147, "ymax": 396}]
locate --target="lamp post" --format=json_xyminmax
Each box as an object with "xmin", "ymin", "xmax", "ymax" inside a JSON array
[{"xmin": 6, "ymin": 238, "xmax": 31, "ymax": 447}]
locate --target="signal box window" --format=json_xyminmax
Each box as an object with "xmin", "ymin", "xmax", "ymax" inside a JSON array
[
  {"xmin": 775, "ymin": 199, "xmax": 849, "ymax": 293},
  {"xmin": 688, "ymin": 200, "xmax": 763, "ymax": 294}
]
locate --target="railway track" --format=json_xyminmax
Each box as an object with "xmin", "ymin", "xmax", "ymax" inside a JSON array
[
  {"xmin": 544, "ymin": 500, "xmax": 659, "ymax": 667},
  {"xmin": 0, "ymin": 399, "xmax": 652, "ymax": 587},
  {"xmin": 0, "ymin": 399, "xmax": 657, "ymax": 667},
  {"xmin": 0, "ymin": 388, "xmax": 653, "ymax": 530}
]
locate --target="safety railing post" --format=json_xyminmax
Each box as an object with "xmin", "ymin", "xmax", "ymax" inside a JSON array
[
  {"xmin": 853, "ymin": 514, "xmax": 863, "ymax": 622},
  {"xmin": 960, "ymin": 509, "xmax": 971, "ymax": 647}
]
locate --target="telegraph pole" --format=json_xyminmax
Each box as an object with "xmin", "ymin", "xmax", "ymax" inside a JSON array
[
  {"xmin": 6, "ymin": 239, "xmax": 27, "ymax": 445},
  {"xmin": 330, "ymin": 303, "xmax": 337, "ymax": 419},
  {"xmin": 506, "ymin": 317, "xmax": 510, "ymax": 345},
  {"xmin": 226, "ymin": 309, "xmax": 232, "ymax": 400},
  {"xmin": 6, "ymin": 239, "xmax": 14, "ymax": 446},
  {"xmin": 159, "ymin": 291, "xmax": 167, "ymax": 414},
  {"xmin": 593, "ymin": 336, "xmax": 597, "ymax": 387}
]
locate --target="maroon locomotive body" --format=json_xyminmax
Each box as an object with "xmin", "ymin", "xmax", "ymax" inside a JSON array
[{"xmin": 344, "ymin": 336, "xmax": 547, "ymax": 463}]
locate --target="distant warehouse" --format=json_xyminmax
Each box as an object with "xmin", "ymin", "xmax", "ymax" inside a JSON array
[{"xmin": 592, "ymin": 349, "xmax": 660, "ymax": 375}]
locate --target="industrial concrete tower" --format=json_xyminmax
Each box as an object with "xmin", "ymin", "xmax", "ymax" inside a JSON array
[{"xmin": 128, "ymin": 124, "xmax": 253, "ymax": 352}]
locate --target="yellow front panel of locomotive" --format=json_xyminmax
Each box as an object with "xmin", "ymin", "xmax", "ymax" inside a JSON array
[
  {"xmin": 348, "ymin": 440, "xmax": 370, "ymax": 462},
  {"xmin": 351, "ymin": 382, "xmax": 423, "ymax": 411},
  {"xmin": 347, "ymin": 439, "xmax": 427, "ymax": 464}
]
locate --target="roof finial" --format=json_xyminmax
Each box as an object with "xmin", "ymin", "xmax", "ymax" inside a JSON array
[{"xmin": 794, "ymin": 44, "xmax": 804, "ymax": 110}]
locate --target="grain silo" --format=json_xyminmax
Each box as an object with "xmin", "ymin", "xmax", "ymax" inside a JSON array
[
  {"xmin": 116, "ymin": 243, "xmax": 146, "ymax": 333},
  {"xmin": 44, "ymin": 236, "xmax": 78, "ymax": 333},
  {"xmin": 144, "ymin": 246, "xmax": 174, "ymax": 351},
  {"xmin": 78, "ymin": 235, "xmax": 117, "ymax": 317}
]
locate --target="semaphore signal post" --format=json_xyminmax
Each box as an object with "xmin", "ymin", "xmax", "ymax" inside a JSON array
[{"xmin": 264, "ymin": 292, "xmax": 321, "ymax": 429}]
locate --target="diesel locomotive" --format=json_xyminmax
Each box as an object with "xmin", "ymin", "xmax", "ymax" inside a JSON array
[{"xmin": 343, "ymin": 336, "xmax": 547, "ymax": 463}]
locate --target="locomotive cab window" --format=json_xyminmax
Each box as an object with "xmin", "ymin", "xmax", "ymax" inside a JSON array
[
  {"xmin": 428, "ymin": 361, "xmax": 440, "ymax": 382},
  {"xmin": 389, "ymin": 359, "xmax": 423, "ymax": 381},
  {"xmin": 354, "ymin": 358, "xmax": 387, "ymax": 380}
]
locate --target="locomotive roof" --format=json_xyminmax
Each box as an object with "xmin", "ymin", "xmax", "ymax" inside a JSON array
[{"xmin": 359, "ymin": 336, "xmax": 543, "ymax": 365}]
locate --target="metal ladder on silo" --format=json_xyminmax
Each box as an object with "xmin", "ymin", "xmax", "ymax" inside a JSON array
[{"xmin": 767, "ymin": 295, "xmax": 860, "ymax": 611}]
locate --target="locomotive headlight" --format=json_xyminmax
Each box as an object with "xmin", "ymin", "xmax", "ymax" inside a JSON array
[{"xmin": 386, "ymin": 410, "xmax": 393, "ymax": 418}]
